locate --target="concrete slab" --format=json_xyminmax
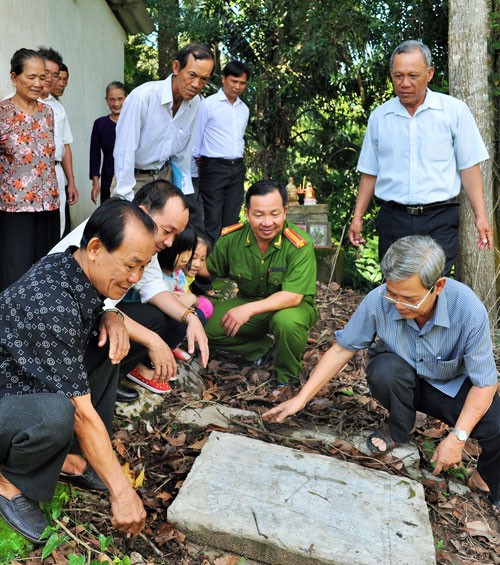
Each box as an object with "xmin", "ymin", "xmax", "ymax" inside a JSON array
[
  {"xmin": 169, "ymin": 404, "xmax": 258, "ymax": 428},
  {"xmin": 168, "ymin": 432, "xmax": 436, "ymax": 565},
  {"xmin": 289, "ymin": 425, "xmax": 421, "ymax": 479}
]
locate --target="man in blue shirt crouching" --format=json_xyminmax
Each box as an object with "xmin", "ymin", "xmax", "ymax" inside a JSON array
[{"xmin": 264, "ymin": 235, "xmax": 500, "ymax": 519}]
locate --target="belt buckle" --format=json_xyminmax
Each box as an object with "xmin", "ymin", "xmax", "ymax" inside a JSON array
[{"xmin": 407, "ymin": 205, "xmax": 423, "ymax": 216}]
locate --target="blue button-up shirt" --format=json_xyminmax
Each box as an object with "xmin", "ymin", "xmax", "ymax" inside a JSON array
[
  {"xmin": 335, "ymin": 278, "xmax": 497, "ymax": 397},
  {"xmin": 357, "ymin": 89, "xmax": 489, "ymax": 205}
]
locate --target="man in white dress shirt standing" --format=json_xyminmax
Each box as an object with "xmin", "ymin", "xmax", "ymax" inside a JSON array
[
  {"xmin": 113, "ymin": 43, "xmax": 214, "ymax": 228},
  {"xmin": 193, "ymin": 60, "xmax": 250, "ymax": 244},
  {"xmin": 38, "ymin": 47, "xmax": 79, "ymax": 236}
]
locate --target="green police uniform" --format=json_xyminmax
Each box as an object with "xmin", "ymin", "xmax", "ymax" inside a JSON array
[{"xmin": 205, "ymin": 220, "xmax": 318, "ymax": 384}]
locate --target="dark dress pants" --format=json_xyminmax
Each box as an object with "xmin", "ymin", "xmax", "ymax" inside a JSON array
[
  {"xmin": 366, "ymin": 352, "xmax": 500, "ymax": 501},
  {"xmin": 118, "ymin": 302, "xmax": 173, "ymax": 375},
  {"xmin": 100, "ymin": 175, "xmax": 113, "ymax": 203},
  {"xmin": 0, "ymin": 336, "xmax": 119, "ymax": 503},
  {"xmin": 376, "ymin": 204, "xmax": 459, "ymax": 276},
  {"xmin": 199, "ymin": 157, "xmax": 246, "ymax": 244}
]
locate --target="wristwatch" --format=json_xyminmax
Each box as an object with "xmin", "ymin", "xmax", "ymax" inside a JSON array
[{"xmin": 452, "ymin": 428, "xmax": 469, "ymax": 441}]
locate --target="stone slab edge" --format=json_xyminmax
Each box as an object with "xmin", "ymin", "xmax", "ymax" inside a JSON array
[{"xmin": 168, "ymin": 431, "xmax": 436, "ymax": 565}]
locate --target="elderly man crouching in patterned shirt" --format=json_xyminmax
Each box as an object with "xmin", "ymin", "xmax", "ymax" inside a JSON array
[{"xmin": 0, "ymin": 198, "xmax": 156, "ymax": 543}]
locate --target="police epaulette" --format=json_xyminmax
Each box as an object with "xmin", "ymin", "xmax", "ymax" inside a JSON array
[
  {"xmin": 283, "ymin": 227, "xmax": 308, "ymax": 248},
  {"xmin": 221, "ymin": 222, "xmax": 244, "ymax": 236}
]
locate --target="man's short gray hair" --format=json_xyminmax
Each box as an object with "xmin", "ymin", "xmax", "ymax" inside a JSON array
[
  {"xmin": 390, "ymin": 40, "xmax": 432, "ymax": 69},
  {"xmin": 381, "ymin": 235, "xmax": 445, "ymax": 288}
]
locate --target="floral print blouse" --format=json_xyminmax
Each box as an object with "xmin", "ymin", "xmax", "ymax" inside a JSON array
[{"xmin": 0, "ymin": 99, "xmax": 58, "ymax": 213}]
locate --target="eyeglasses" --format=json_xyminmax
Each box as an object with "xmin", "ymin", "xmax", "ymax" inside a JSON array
[
  {"xmin": 381, "ymin": 284, "xmax": 435, "ymax": 310},
  {"xmin": 45, "ymin": 72, "xmax": 60, "ymax": 80}
]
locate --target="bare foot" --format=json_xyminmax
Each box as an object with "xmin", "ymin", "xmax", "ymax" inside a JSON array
[
  {"xmin": 0, "ymin": 470, "xmax": 21, "ymax": 499},
  {"xmin": 135, "ymin": 362, "xmax": 155, "ymax": 380},
  {"xmin": 61, "ymin": 454, "xmax": 87, "ymax": 476},
  {"xmin": 370, "ymin": 436, "xmax": 388, "ymax": 451}
]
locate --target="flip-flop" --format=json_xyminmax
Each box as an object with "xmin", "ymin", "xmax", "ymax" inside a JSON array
[
  {"xmin": 172, "ymin": 347, "xmax": 191, "ymax": 362},
  {"xmin": 366, "ymin": 426, "xmax": 397, "ymax": 454}
]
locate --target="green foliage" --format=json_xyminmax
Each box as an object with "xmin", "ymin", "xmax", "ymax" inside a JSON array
[
  {"xmin": 124, "ymin": 34, "xmax": 159, "ymax": 91},
  {"xmin": 435, "ymin": 539, "xmax": 445, "ymax": 550},
  {"xmin": 41, "ymin": 530, "xmax": 68, "ymax": 560},
  {"xmin": 343, "ymin": 235, "xmax": 381, "ymax": 291},
  {"xmin": 421, "ymin": 439, "xmax": 436, "ymax": 460},
  {"xmin": 445, "ymin": 465, "xmax": 468, "ymax": 482},
  {"xmin": 99, "ymin": 533, "xmax": 113, "ymax": 551},
  {"xmin": 44, "ymin": 484, "xmax": 70, "ymax": 521},
  {"xmin": 0, "ymin": 519, "xmax": 33, "ymax": 563}
]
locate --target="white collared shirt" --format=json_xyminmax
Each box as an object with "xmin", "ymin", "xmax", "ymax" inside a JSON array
[
  {"xmin": 193, "ymin": 88, "xmax": 249, "ymax": 159},
  {"xmin": 113, "ymin": 75, "xmax": 200, "ymax": 200},
  {"xmin": 357, "ymin": 89, "xmax": 489, "ymax": 205},
  {"xmin": 40, "ymin": 94, "xmax": 72, "ymax": 161}
]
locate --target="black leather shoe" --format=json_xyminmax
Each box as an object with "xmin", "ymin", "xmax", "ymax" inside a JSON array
[
  {"xmin": 116, "ymin": 383, "xmax": 139, "ymax": 403},
  {"xmin": 60, "ymin": 464, "xmax": 107, "ymax": 491},
  {"xmin": 0, "ymin": 493, "xmax": 48, "ymax": 543}
]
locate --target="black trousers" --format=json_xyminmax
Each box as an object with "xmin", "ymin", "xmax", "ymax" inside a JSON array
[
  {"xmin": 184, "ymin": 192, "xmax": 205, "ymax": 235},
  {"xmin": 366, "ymin": 352, "xmax": 500, "ymax": 501},
  {"xmin": 0, "ymin": 337, "xmax": 119, "ymax": 503},
  {"xmin": 118, "ymin": 302, "xmax": 174, "ymax": 375},
  {"xmin": 376, "ymin": 204, "xmax": 459, "ymax": 276},
  {"xmin": 100, "ymin": 175, "xmax": 112, "ymax": 203},
  {"xmin": 198, "ymin": 157, "xmax": 246, "ymax": 244},
  {"xmin": 0, "ymin": 210, "xmax": 60, "ymax": 291}
]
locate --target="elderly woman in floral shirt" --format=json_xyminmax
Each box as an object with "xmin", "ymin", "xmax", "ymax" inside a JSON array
[{"xmin": 0, "ymin": 48, "xmax": 59, "ymax": 291}]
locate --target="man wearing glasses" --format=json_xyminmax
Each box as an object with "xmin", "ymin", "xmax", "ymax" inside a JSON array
[{"xmin": 264, "ymin": 235, "xmax": 499, "ymax": 518}]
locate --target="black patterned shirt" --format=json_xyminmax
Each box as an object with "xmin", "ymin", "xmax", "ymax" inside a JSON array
[{"xmin": 0, "ymin": 248, "xmax": 103, "ymax": 397}]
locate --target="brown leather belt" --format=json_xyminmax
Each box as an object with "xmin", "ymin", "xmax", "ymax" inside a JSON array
[{"xmin": 134, "ymin": 161, "xmax": 169, "ymax": 176}]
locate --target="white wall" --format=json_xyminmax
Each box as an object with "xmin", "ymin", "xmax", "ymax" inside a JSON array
[{"xmin": 0, "ymin": 0, "xmax": 126, "ymax": 226}]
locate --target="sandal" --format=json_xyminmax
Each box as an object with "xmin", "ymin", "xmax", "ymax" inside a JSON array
[
  {"xmin": 366, "ymin": 426, "xmax": 398, "ymax": 454},
  {"xmin": 126, "ymin": 369, "xmax": 172, "ymax": 394},
  {"xmin": 172, "ymin": 347, "xmax": 191, "ymax": 362}
]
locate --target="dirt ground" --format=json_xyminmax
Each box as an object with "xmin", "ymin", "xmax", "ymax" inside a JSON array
[{"xmin": 23, "ymin": 282, "xmax": 500, "ymax": 565}]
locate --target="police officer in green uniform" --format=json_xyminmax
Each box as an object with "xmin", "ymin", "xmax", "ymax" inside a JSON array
[{"xmin": 200, "ymin": 179, "xmax": 317, "ymax": 384}]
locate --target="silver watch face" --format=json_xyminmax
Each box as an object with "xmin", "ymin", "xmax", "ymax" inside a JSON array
[{"xmin": 454, "ymin": 429, "xmax": 468, "ymax": 441}]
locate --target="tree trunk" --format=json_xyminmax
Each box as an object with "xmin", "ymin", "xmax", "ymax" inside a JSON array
[
  {"xmin": 157, "ymin": 0, "xmax": 179, "ymax": 79},
  {"xmin": 448, "ymin": 0, "xmax": 497, "ymax": 322}
]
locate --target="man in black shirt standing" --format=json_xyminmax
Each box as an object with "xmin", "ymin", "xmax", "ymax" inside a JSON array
[{"xmin": 0, "ymin": 198, "xmax": 156, "ymax": 543}]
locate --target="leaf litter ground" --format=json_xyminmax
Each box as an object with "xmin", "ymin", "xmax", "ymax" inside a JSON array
[{"xmin": 22, "ymin": 283, "xmax": 500, "ymax": 564}]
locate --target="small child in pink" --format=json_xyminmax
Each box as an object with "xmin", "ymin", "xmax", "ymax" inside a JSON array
[{"xmin": 181, "ymin": 233, "xmax": 214, "ymax": 322}]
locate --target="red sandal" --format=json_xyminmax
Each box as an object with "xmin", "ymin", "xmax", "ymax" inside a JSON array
[{"xmin": 126, "ymin": 368, "xmax": 172, "ymax": 394}]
